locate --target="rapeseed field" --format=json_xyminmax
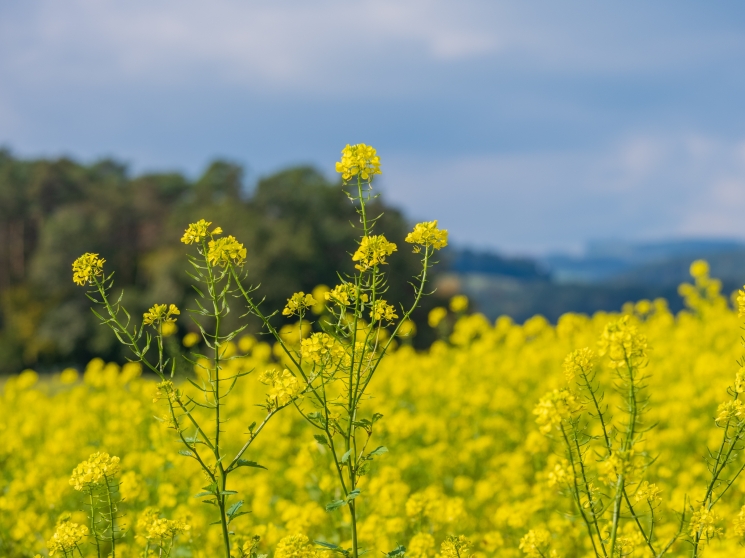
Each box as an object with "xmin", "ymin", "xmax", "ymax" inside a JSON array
[{"xmin": 3, "ymin": 145, "xmax": 745, "ymax": 558}]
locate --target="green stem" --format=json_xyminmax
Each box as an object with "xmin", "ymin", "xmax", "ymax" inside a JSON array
[
  {"xmin": 88, "ymin": 489, "xmax": 102, "ymax": 558},
  {"xmin": 105, "ymin": 477, "xmax": 117, "ymax": 558}
]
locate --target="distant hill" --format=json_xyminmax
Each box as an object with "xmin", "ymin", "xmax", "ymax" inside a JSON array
[{"xmin": 442, "ymin": 241, "xmax": 745, "ymax": 322}]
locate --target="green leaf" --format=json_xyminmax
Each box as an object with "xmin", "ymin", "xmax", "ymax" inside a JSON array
[
  {"xmin": 346, "ymin": 489, "xmax": 361, "ymax": 502},
  {"xmin": 193, "ymin": 491, "xmax": 214, "ymax": 498},
  {"xmin": 314, "ymin": 541, "xmax": 339, "ymax": 550},
  {"xmin": 341, "ymin": 449, "xmax": 351, "ymax": 464},
  {"xmin": 314, "ymin": 434, "xmax": 329, "ymax": 446},
  {"xmin": 325, "ymin": 499, "xmax": 346, "ymax": 511},
  {"xmin": 227, "ymin": 500, "xmax": 244, "ymax": 520},
  {"xmin": 367, "ymin": 446, "xmax": 388, "ymax": 458},
  {"xmin": 220, "ymin": 490, "xmax": 239, "ymax": 496},
  {"xmin": 178, "ymin": 450, "xmax": 194, "ymax": 457},
  {"xmin": 230, "ymin": 459, "xmax": 267, "ymax": 471}
]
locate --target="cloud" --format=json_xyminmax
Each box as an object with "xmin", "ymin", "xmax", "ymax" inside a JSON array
[{"xmin": 382, "ymin": 133, "xmax": 745, "ymax": 253}]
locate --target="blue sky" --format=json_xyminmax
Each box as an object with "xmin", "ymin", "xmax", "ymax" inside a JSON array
[{"xmin": 2, "ymin": 1, "xmax": 745, "ymax": 254}]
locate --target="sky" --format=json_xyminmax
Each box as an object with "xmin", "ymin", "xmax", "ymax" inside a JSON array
[{"xmin": 2, "ymin": 1, "xmax": 745, "ymax": 254}]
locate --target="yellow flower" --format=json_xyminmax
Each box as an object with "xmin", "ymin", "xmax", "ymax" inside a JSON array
[
  {"xmin": 733, "ymin": 505, "xmax": 745, "ymax": 538},
  {"xmin": 440, "ymin": 535, "xmax": 471, "ymax": 558},
  {"xmin": 370, "ymin": 299, "xmax": 398, "ymax": 322},
  {"xmin": 737, "ymin": 286, "xmax": 745, "ymax": 317},
  {"xmin": 301, "ymin": 332, "xmax": 345, "ymax": 365},
  {"xmin": 690, "ymin": 506, "xmax": 722, "ymax": 544},
  {"xmin": 283, "ymin": 292, "xmax": 317, "ymax": 317},
  {"xmin": 259, "ymin": 368, "xmax": 303, "ymax": 408},
  {"xmin": 207, "ymin": 235, "xmax": 246, "ymax": 267},
  {"xmin": 405, "ymin": 221, "xmax": 448, "ymax": 252},
  {"xmin": 428, "ymin": 307, "xmax": 448, "ymax": 328},
  {"xmin": 69, "ymin": 452, "xmax": 121, "ymax": 490},
  {"xmin": 690, "ymin": 259, "xmax": 709, "ymax": 279},
  {"xmin": 533, "ymin": 388, "xmax": 583, "ymax": 434},
  {"xmin": 335, "ymin": 143, "xmax": 382, "ymax": 182},
  {"xmin": 352, "ymin": 235, "xmax": 398, "ymax": 271},
  {"xmin": 563, "ymin": 347, "xmax": 595, "ymax": 383},
  {"xmin": 137, "ymin": 508, "xmax": 190, "ymax": 540},
  {"xmin": 181, "ymin": 219, "xmax": 220, "ymax": 244},
  {"xmin": 274, "ymin": 534, "xmax": 319, "ymax": 558},
  {"xmin": 449, "ymin": 295, "xmax": 468, "ymax": 313},
  {"xmin": 72, "ymin": 253, "xmax": 105, "ymax": 286},
  {"xmin": 634, "ymin": 481, "xmax": 662, "ymax": 505},
  {"xmin": 207, "ymin": 235, "xmax": 247, "ymax": 267},
  {"xmin": 143, "ymin": 304, "xmax": 181, "ymax": 326},
  {"xmin": 325, "ymin": 283, "xmax": 368, "ymax": 306},
  {"xmin": 598, "ymin": 316, "xmax": 648, "ymax": 369},
  {"xmin": 519, "ymin": 529, "xmax": 553, "ymax": 558},
  {"xmin": 407, "ymin": 533, "xmax": 435, "ymax": 558},
  {"xmin": 47, "ymin": 520, "xmax": 88, "ymax": 556},
  {"xmin": 715, "ymin": 399, "xmax": 745, "ymax": 425}
]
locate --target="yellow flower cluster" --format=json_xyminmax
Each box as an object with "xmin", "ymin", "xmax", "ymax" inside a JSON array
[
  {"xmin": 714, "ymin": 399, "xmax": 745, "ymax": 424},
  {"xmin": 300, "ymin": 332, "xmax": 344, "ymax": 365},
  {"xmin": 440, "ymin": 535, "xmax": 471, "ymax": 558},
  {"xmin": 181, "ymin": 219, "xmax": 221, "ymax": 244},
  {"xmin": 689, "ymin": 506, "xmax": 722, "ymax": 544},
  {"xmin": 137, "ymin": 507, "xmax": 190, "ymax": 540},
  {"xmin": 72, "ymin": 252, "xmax": 105, "ymax": 286},
  {"xmin": 69, "ymin": 452, "xmax": 121, "ymax": 490},
  {"xmin": 597, "ymin": 316, "xmax": 648, "ymax": 368},
  {"xmin": 335, "ymin": 143, "xmax": 381, "ymax": 182},
  {"xmin": 325, "ymin": 283, "xmax": 368, "ymax": 306},
  {"xmin": 143, "ymin": 303, "xmax": 180, "ymax": 326},
  {"xmin": 734, "ymin": 505, "xmax": 745, "ymax": 538},
  {"xmin": 370, "ymin": 299, "xmax": 398, "ymax": 322},
  {"xmin": 533, "ymin": 388, "xmax": 582, "ymax": 434},
  {"xmin": 259, "ymin": 368, "xmax": 303, "ymax": 408},
  {"xmin": 275, "ymin": 534, "xmax": 319, "ymax": 558},
  {"xmin": 207, "ymin": 235, "xmax": 247, "ymax": 267},
  {"xmin": 283, "ymin": 292, "xmax": 317, "ymax": 317},
  {"xmin": 404, "ymin": 220, "xmax": 448, "ymax": 252},
  {"xmin": 562, "ymin": 347, "xmax": 595, "ymax": 383},
  {"xmin": 352, "ymin": 235, "xmax": 398, "ymax": 271},
  {"xmin": 47, "ymin": 520, "xmax": 88, "ymax": 556},
  {"xmin": 633, "ymin": 480, "xmax": 662, "ymax": 505}
]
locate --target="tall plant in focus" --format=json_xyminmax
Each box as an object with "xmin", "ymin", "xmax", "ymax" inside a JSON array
[{"xmin": 72, "ymin": 144, "xmax": 447, "ymax": 558}]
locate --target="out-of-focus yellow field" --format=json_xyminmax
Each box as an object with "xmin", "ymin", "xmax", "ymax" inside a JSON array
[{"xmin": 2, "ymin": 271, "xmax": 745, "ymax": 558}]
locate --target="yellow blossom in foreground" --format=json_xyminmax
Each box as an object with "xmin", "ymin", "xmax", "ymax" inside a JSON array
[
  {"xmin": 352, "ymin": 235, "xmax": 398, "ymax": 271},
  {"xmin": 563, "ymin": 347, "xmax": 595, "ymax": 383},
  {"xmin": 689, "ymin": 506, "xmax": 722, "ymax": 544},
  {"xmin": 283, "ymin": 292, "xmax": 317, "ymax": 317},
  {"xmin": 143, "ymin": 303, "xmax": 180, "ymax": 326},
  {"xmin": 301, "ymin": 332, "xmax": 344, "ymax": 365},
  {"xmin": 407, "ymin": 533, "xmax": 435, "ymax": 558},
  {"xmin": 72, "ymin": 253, "xmax": 105, "ymax": 286},
  {"xmin": 533, "ymin": 388, "xmax": 582, "ymax": 434},
  {"xmin": 181, "ymin": 219, "xmax": 221, "ymax": 244},
  {"xmin": 405, "ymin": 220, "xmax": 448, "ymax": 252},
  {"xmin": 370, "ymin": 299, "xmax": 398, "ymax": 322},
  {"xmin": 335, "ymin": 143, "xmax": 381, "ymax": 182},
  {"xmin": 207, "ymin": 235, "xmax": 246, "ymax": 267},
  {"xmin": 634, "ymin": 481, "xmax": 662, "ymax": 505},
  {"xmin": 47, "ymin": 521, "xmax": 88, "ymax": 556},
  {"xmin": 69, "ymin": 452, "xmax": 121, "ymax": 490},
  {"xmin": 259, "ymin": 368, "xmax": 303, "ymax": 407},
  {"xmin": 715, "ymin": 399, "xmax": 745, "ymax": 424},
  {"xmin": 598, "ymin": 316, "xmax": 648, "ymax": 369}
]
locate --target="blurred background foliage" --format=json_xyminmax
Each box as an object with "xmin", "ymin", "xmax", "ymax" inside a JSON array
[{"xmin": 0, "ymin": 150, "xmax": 443, "ymax": 374}]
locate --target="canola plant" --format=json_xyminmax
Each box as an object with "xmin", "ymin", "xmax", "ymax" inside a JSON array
[{"xmin": 3, "ymin": 146, "xmax": 745, "ymax": 558}]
